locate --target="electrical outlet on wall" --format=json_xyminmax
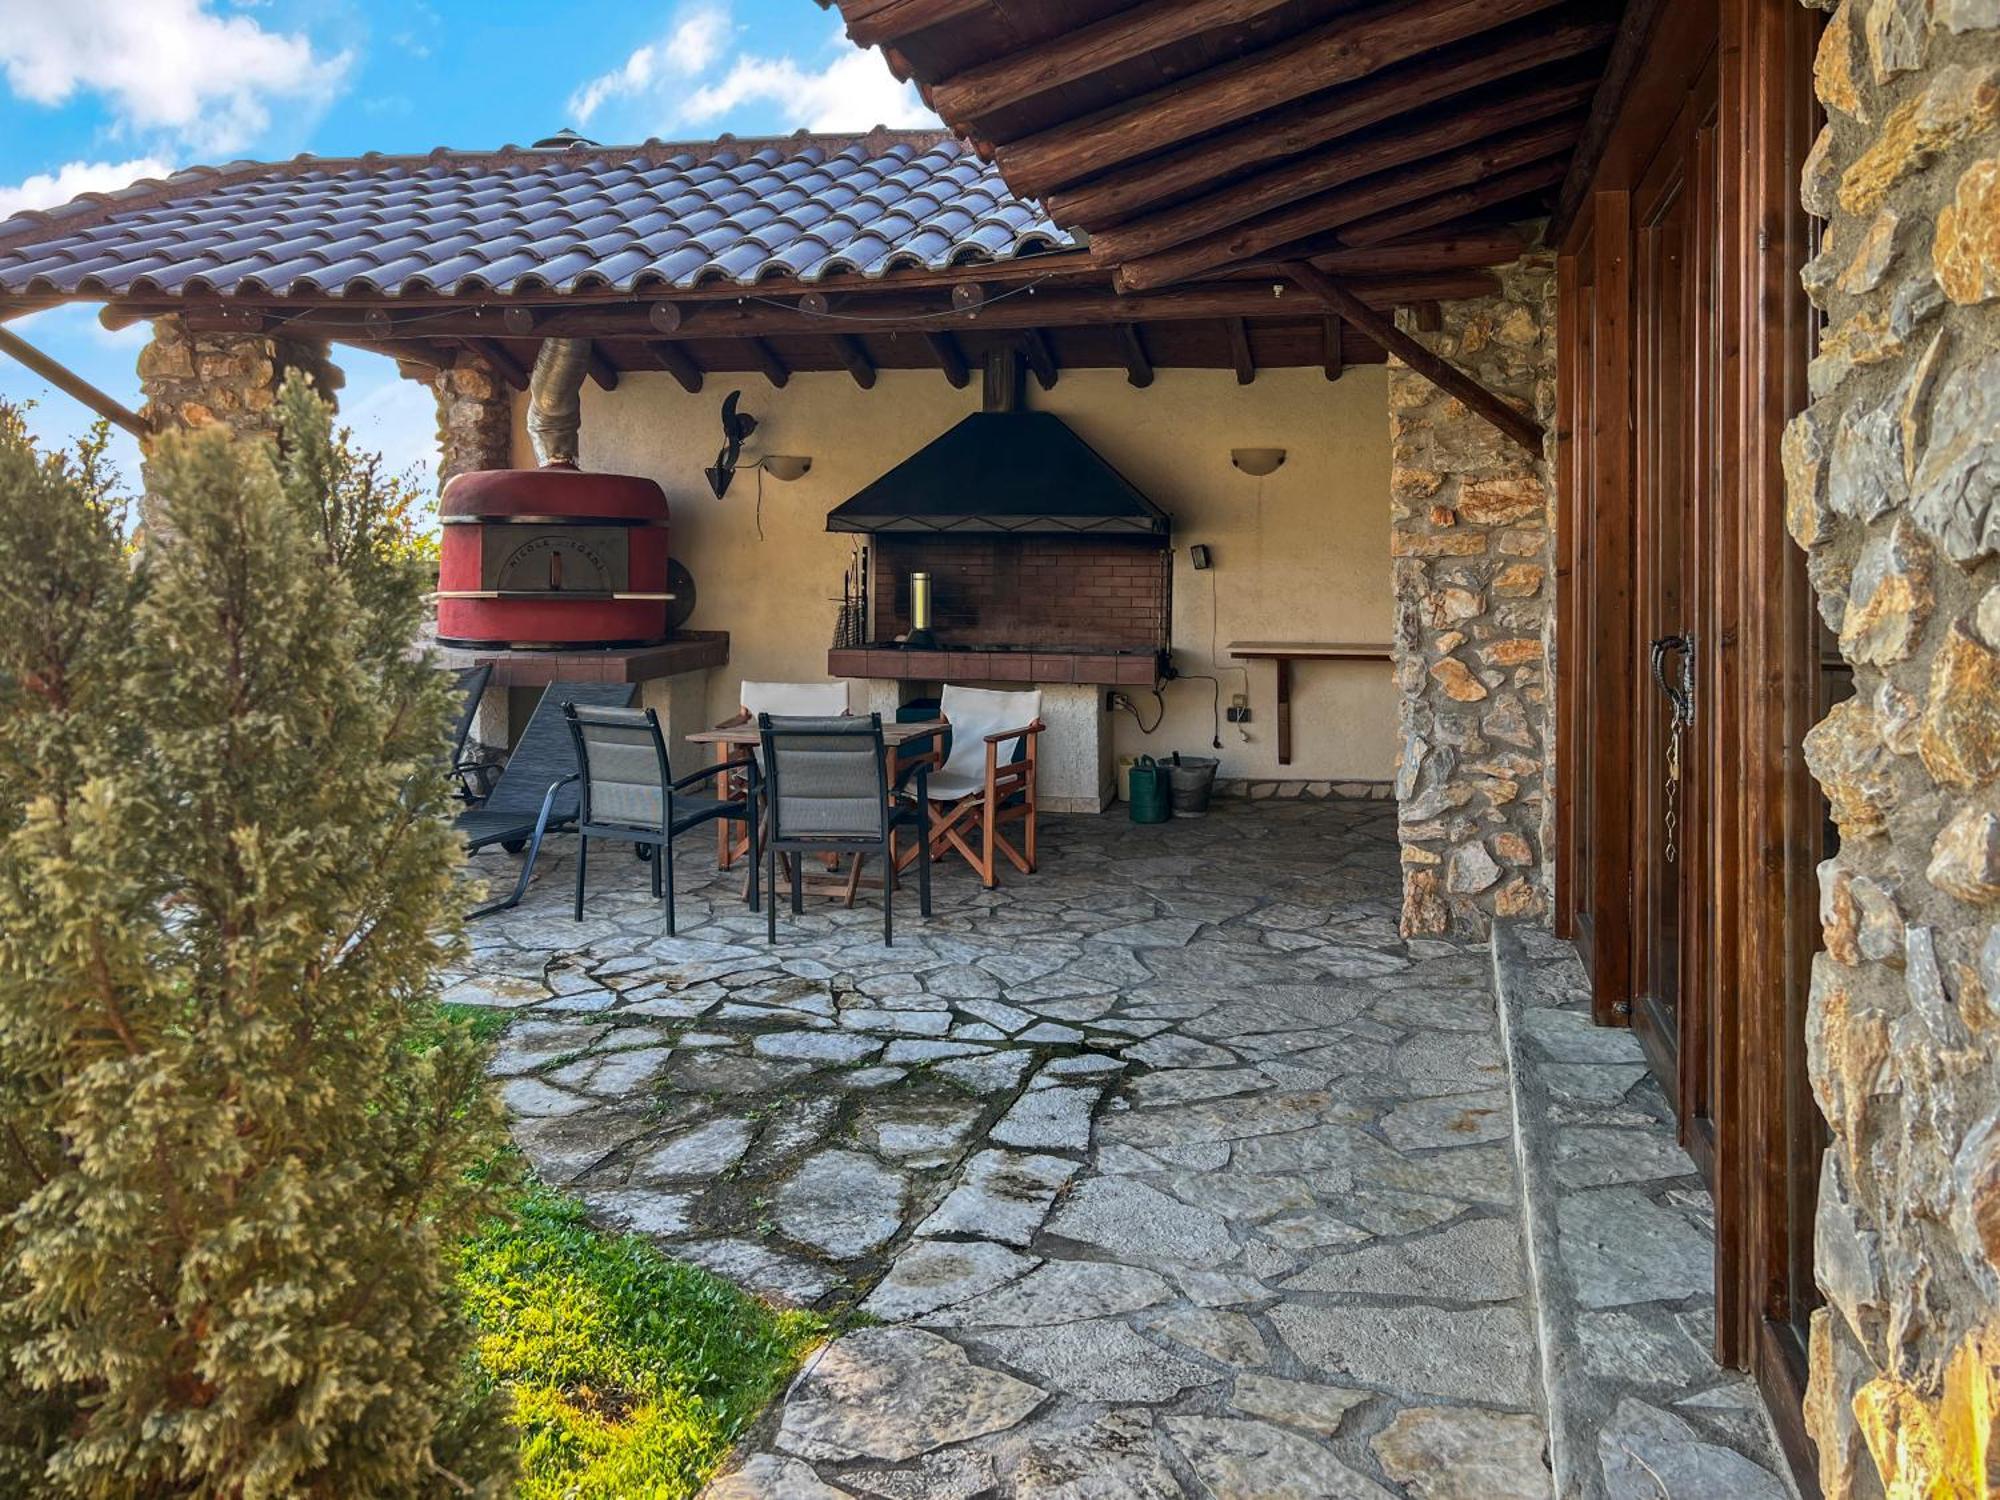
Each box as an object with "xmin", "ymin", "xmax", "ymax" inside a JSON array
[{"xmin": 1227, "ymin": 693, "xmax": 1251, "ymax": 724}]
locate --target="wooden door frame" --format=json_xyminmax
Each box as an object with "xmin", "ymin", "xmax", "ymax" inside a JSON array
[{"xmin": 1550, "ymin": 0, "xmax": 1824, "ymax": 1486}]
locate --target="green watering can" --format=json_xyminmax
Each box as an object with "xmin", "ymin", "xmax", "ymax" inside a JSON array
[{"xmin": 1127, "ymin": 755, "xmax": 1171, "ymax": 825}]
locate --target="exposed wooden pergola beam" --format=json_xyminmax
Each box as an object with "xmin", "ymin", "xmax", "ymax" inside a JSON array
[
  {"xmin": 0, "ymin": 326, "xmax": 152, "ymax": 438},
  {"xmin": 993, "ymin": 0, "xmax": 1570, "ymax": 196},
  {"xmin": 746, "ymin": 337, "xmax": 790, "ymax": 388},
  {"xmin": 1335, "ymin": 162, "xmax": 1570, "ymax": 247},
  {"xmin": 1546, "ymin": 0, "xmax": 1669, "ymax": 245},
  {"xmin": 646, "ymin": 340, "xmax": 705, "ymax": 393},
  {"xmin": 931, "ymin": 0, "xmax": 1303, "ymax": 122},
  {"xmin": 831, "ymin": 333, "xmax": 876, "ymax": 389},
  {"xmin": 840, "ymin": 0, "xmax": 988, "ymax": 48},
  {"xmin": 1044, "ymin": 18, "xmax": 1614, "ymax": 231},
  {"xmin": 1115, "ymin": 118, "xmax": 1580, "ymax": 291},
  {"xmin": 585, "ymin": 340, "xmax": 620, "ymax": 391},
  {"xmin": 1284, "ymin": 261, "xmax": 1542, "ymax": 452},
  {"xmin": 1020, "ymin": 329, "xmax": 1058, "ymax": 390},
  {"xmin": 1088, "ymin": 73, "xmax": 1594, "ymax": 268},
  {"xmin": 1226, "ymin": 318, "xmax": 1255, "ymax": 385},
  {"xmin": 924, "ymin": 331, "xmax": 969, "ymax": 387},
  {"xmin": 1117, "ymin": 324, "xmax": 1155, "ymax": 388},
  {"xmin": 1322, "ymin": 318, "xmax": 1344, "ymax": 382},
  {"xmin": 463, "ymin": 338, "xmax": 529, "ymax": 391}
]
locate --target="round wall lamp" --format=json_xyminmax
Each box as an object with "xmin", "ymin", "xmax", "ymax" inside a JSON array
[
  {"xmin": 1230, "ymin": 447, "xmax": 1286, "ymax": 476},
  {"xmin": 759, "ymin": 455, "xmax": 813, "ymax": 481}
]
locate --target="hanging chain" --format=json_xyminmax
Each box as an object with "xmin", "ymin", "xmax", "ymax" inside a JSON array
[{"xmin": 1650, "ymin": 634, "xmax": 1696, "ymax": 866}]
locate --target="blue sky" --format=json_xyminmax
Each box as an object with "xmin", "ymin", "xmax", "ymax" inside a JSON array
[{"xmin": 0, "ymin": 0, "xmax": 935, "ymax": 493}]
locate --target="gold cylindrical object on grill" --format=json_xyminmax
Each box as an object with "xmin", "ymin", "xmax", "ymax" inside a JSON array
[{"xmin": 910, "ymin": 571, "xmax": 933, "ymax": 632}]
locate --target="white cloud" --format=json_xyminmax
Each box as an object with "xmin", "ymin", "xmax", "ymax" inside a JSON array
[
  {"xmin": 568, "ymin": 8, "xmax": 935, "ymax": 137},
  {"xmin": 0, "ymin": 157, "xmax": 172, "ymax": 219},
  {"xmin": 680, "ymin": 44, "xmax": 933, "ymax": 131},
  {"xmin": 0, "ymin": 0, "xmax": 350, "ymax": 155},
  {"xmin": 570, "ymin": 3, "xmax": 733, "ymax": 125}
]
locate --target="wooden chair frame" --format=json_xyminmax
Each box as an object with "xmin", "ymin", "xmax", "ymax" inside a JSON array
[{"xmin": 898, "ymin": 718, "xmax": 1045, "ymax": 888}]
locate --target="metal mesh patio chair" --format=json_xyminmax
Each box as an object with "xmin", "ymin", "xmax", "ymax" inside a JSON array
[
  {"xmin": 456, "ymin": 681, "xmax": 634, "ymax": 917},
  {"xmin": 759, "ymin": 713, "xmax": 929, "ymax": 946},
  {"xmin": 565, "ymin": 702, "xmax": 758, "ymax": 934}
]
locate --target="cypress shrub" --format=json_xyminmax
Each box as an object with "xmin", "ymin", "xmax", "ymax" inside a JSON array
[{"xmin": 0, "ymin": 384, "xmax": 513, "ymax": 1498}]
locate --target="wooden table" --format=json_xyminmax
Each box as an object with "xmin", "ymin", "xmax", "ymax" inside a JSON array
[
  {"xmin": 1227, "ymin": 642, "xmax": 1393, "ymax": 766},
  {"xmin": 687, "ymin": 719, "xmax": 945, "ymax": 899}
]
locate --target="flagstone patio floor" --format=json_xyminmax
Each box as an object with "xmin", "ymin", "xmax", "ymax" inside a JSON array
[{"xmin": 447, "ymin": 797, "xmax": 1561, "ymax": 1497}]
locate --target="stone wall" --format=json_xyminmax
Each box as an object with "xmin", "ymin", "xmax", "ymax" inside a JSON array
[
  {"xmin": 427, "ymin": 349, "xmax": 511, "ymax": 489},
  {"xmin": 136, "ymin": 315, "xmax": 341, "ymax": 442},
  {"xmin": 1788, "ymin": 4, "xmax": 2000, "ymax": 1496},
  {"xmin": 1389, "ymin": 255, "xmax": 1559, "ymax": 939}
]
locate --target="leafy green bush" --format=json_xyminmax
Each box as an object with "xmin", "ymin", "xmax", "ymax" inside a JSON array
[
  {"xmin": 0, "ymin": 386, "xmax": 511, "ymax": 1497},
  {"xmin": 459, "ymin": 1190, "xmax": 826, "ymax": 1500}
]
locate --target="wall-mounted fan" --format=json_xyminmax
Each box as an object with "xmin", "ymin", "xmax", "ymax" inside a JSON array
[{"xmin": 704, "ymin": 391, "xmax": 758, "ymax": 498}]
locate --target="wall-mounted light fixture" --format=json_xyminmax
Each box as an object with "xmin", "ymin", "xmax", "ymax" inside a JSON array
[
  {"xmin": 1230, "ymin": 447, "xmax": 1286, "ymax": 476},
  {"xmin": 759, "ymin": 454, "xmax": 812, "ymax": 482}
]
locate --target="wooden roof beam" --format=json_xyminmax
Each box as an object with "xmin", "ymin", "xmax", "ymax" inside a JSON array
[
  {"xmin": 925, "ymin": 331, "xmax": 970, "ymax": 388},
  {"xmin": 746, "ymin": 337, "xmax": 790, "ymax": 388},
  {"xmin": 1335, "ymin": 162, "xmax": 1570, "ymax": 247},
  {"xmin": 586, "ymin": 340, "xmax": 621, "ymax": 391},
  {"xmin": 0, "ymin": 326, "xmax": 152, "ymax": 438},
  {"xmin": 831, "ymin": 333, "xmax": 877, "ymax": 389},
  {"xmin": 1226, "ymin": 319, "xmax": 1255, "ymax": 385},
  {"xmin": 1087, "ymin": 72, "xmax": 1595, "ymax": 267},
  {"xmin": 1114, "ymin": 117, "xmax": 1580, "ymax": 292},
  {"xmin": 463, "ymin": 338, "xmax": 529, "ymax": 391},
  {"xmin": 646, "ymin": 340, "xmax": 704, "ymax": 393},
  {"xmin": 841, "ymin": 0, "xmax": 990, "ymax": 48},
  {"xmin": 993, "ymin": 0, "xmax": 1571, "ymax": 196},
  {"xmin": 1117, "ymin": 324, "xmax": 1154, "ymax": 388},
  {"xmin": 1044, "ymin": 16, "xmax": 1615, "ymax": 231},
  {"xmin": 1322, "ymin": 318, "xmax": 1344, "ymax": 382},
  {"xmin": 1020, "ymin": 328, "xmax": 1058, "ymax": 390},
  {"xmin": 1285, "ymin": 261, "xmax": 1541, "ymax": 451},
  {"xmin": 1547, "ymin": 0, "xmax": 1668, "ymax": 245},
  {"xmin": 933, "ymin": 0, "xmax": 1305, "ymax": 122}
]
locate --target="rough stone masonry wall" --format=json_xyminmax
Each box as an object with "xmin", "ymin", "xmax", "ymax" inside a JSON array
[
  {"xmin": 1389, "ymin": 253, "xmax": 1559, "ymax": 940},
  {"xmin": 427, "ymin": 348, "xmax": 512, "ymax": 488},
  {"xmin": 1788, "ymin": 3, "xmax": 2000, "ymax": 1496},
  {"xmin": 136, "ymin": 314, "xmax": 341, "ymax": 443}
]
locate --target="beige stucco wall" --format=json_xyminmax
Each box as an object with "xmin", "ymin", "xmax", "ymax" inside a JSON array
[{"xmin": 516, "ymin": 363, "xmax": 1395, "ymax": 783}]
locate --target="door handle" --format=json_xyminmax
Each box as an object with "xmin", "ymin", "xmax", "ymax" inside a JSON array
[{"xmin": 1650, "ymin": 634, "xmax": 1695, "ymax": 726}]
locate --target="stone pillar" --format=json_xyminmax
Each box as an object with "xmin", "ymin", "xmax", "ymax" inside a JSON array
[
  {"xmin": 428, "ymin": 349, "xmax": 512, "ymax": 489},
  {"xmin": 1388, "ymin": 255, "xmax": 1558, "ymax": 939},
  {"xmin": 1789, "ymin": 7, "xmax": 2000, "ymax": 1498},
  {"xmin": 137, "ymin": 314, "xmax": 341, "ymax": 443}
]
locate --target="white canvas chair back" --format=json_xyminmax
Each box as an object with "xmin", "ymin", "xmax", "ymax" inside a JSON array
[
  {"xmin": 938, "ymin": 685, "xmax": 1041, "ymax": 796},
  {"xmin": 742, "ymin": 681, "xmax": 849, "ymax": 717}
]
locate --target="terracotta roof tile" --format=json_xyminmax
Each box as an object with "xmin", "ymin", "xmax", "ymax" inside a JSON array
[{"xmin": 0, "ymin": 132, "xmax": 1077, "ymax": 301}]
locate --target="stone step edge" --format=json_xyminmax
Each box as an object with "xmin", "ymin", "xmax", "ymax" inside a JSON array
[{"xmin": 1489, "ymin": 920, "xmax": 1590, "ymax": 1500}]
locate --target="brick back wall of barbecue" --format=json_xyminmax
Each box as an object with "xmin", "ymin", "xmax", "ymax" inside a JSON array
[{"xmin": 867, "ymin": 536, "xmax": 1169, "ymax": 650}]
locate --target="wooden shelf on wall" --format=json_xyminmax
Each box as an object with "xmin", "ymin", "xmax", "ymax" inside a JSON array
[{"xmin": 1228, "ymin": 640, "xmax": 1393, "ymax": 766}]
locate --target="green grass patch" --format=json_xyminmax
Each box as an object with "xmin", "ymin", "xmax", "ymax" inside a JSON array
[
  {"xmin": 436, "ymin": 1002, "xmax": 513, "ymax": 1043},
  {"xmin": 459, "ymin": 1190, "xmax": 827, "ymax": 1500}
]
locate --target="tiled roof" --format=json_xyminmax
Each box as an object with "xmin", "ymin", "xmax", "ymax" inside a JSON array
[{"xmin": 0, "ymin": 131, "xmax": 1078, "ymax": 301}]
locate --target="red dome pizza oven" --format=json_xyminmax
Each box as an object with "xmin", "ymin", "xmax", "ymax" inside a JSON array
[{"xmin": 437, "ymin": 467, "xmax": 672, "ymax": 650}]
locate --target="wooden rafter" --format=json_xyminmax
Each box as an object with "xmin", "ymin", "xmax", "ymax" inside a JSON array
[
  {"xmin": 646, "ymin": 340, "xmax": 704, "ymax": 393},
  {"xmin": 831, "ymin": 333, "xmax": 877, "ymax": 389},
  {"xmin": 1117, "ymin": 324, "xmax": 1154, "ymax": 388},
  {"xmin": 463, "ymin": 337, "xmax": 528, "ymax": 391},
  {"xmin": 1335, "ymin": 162, "xmax": 1570, "ymax": 247},
  {"xmin": 746, "ymin": 337, "xmax": 790, "ymax": 388},
  {"xmin": 585, "ymin": 340, "xmax": 620, "ymax": 391},
  {"xmin": 0, "ymin": 326, "xmax": 152, "ymax": 438},
  {"xmin": 1322, "ymin": 317, "xmax": 1344, "ymax": 382},
  {"xmin": 1115, "ymin": 117, "xmax": 1580, "ymax": 291},
  {"xmin": 992, "ymin": 0, "xmax": 1570, "ymax": 196},
  {"xmin": 1226, "ymin": 318, "xmax": 1255, "ymax": 385},
  {"xmin": 931, "ymin": 0, "xmax": 1303, "ymax": 122},
  {"xmin": 1547, "ymin": 0, "xmax": 1670, "ymax": 245},
  {"xmin": 1045, "ymin": 18, "xmax": 1613, "ymax": 232},
  {"xmin": 840, "ymin": 0, "xmax": 987, "ymax": 48},
  {"xmin": 924, "ymin": 331, "xmax": 970, "ymax": 387},
  {"xmin": 1020, "ymin": 328, "xmax": 1058, "ymax": 390},
  {"xmin": 1284, "ymin": 261, "xmax": 1541, "ymax": 451},
  {"xmin": 1088, "ymin": 72, "xmax": 1595, "ymax": 268}
]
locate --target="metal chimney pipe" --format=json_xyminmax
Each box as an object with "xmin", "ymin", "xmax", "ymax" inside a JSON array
[{"xmin": 526, "ymin": 337, "xmax": 592, "ymax": 468}]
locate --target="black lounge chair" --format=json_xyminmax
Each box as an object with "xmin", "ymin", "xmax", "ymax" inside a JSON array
[
  {"xmin": 564, "ymin": 702, "xmax": 760, "ymax": 935},
  {"xmin": 447, "ymin": 662, "xmax": 496, "ymax": 803},
  {"xmin": 458, "ymin": 681, "xmax": 635, "ymax": 917}
]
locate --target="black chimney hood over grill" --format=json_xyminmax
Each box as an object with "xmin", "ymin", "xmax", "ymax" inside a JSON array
[{"xmin": 825, "ymin": 411, "xmax": 1170, "ymax": 537}]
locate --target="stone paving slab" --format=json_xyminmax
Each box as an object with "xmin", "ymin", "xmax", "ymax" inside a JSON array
[
  {"xmin": 457, "ymin": 799, "xmax": 1559, "ymax": 1497},
  {"xmin": 1492, "ymin": 923, "xmax": 1796, "ymax": 1499}
]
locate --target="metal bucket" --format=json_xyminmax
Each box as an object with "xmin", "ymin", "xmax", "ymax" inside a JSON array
[{"xmin": 1166, "ymin": 754, "xmax": 1219, "ymax": 816}]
